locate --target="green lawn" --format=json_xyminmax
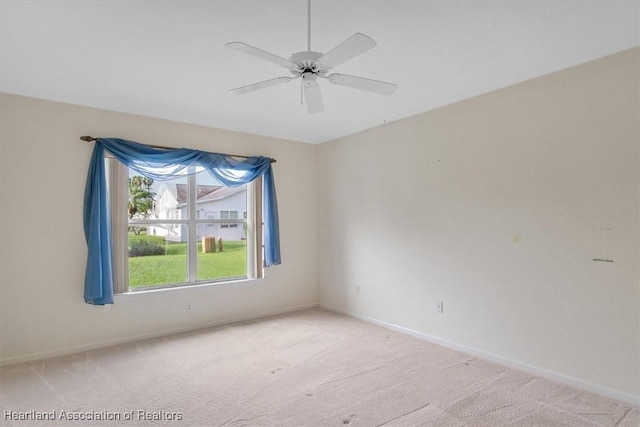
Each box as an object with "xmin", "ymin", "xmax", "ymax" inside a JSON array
[{"xmin": 128, "ymin": 234, "xmax": 247, "ymax": 288}]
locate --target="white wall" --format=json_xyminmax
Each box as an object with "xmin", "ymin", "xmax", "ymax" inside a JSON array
[
  {"xmin": 197, "ymin": 189, "xmax": 248, "ymax": 241},
  {"xmin": 317, "ymin": 48, "xmax": 639, "ymax": 400},
  {"xmin": 0, "ymin": 93, "xmax": 318, "ymax": 364}
]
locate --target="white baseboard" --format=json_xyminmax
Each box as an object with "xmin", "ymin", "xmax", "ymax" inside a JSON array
[
  {"xmin": 319, "ymin": 303, "xmax": 639, "ymax": 407},
  {"xmin": 0, "ymin": 303, "xmax": 318, "ymax": 368}
]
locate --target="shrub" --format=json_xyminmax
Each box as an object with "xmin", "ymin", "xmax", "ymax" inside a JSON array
[{"xmin": 129, "ymin": 240, "xmax": 166, "ymax": 257}]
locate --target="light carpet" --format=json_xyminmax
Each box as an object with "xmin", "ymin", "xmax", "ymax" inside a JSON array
[{"xmin": 1, "ymin": 308, "xmax": 637, "ymax": 426}]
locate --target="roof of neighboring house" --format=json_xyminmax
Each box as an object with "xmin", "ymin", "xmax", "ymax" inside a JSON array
[
  {"xmin": 198, "ymin": 185, "xmax": 245, "ymax": 203},
  {"xmin": 173, "ymin": 184, "xmax": 221, "ymax": 204}
]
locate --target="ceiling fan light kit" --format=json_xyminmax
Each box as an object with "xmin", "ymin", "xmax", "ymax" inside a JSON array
[{"xmin": 226, "ymin": 0, "xmax": 397, "ymax": 114}]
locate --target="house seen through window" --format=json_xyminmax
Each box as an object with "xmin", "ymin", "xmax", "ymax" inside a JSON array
[{"xmin": 106, "ymin": 159, "xmax": 262, "ymax": 292}]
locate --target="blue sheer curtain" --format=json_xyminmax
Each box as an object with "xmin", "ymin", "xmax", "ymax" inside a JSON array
[{"xmin": 83, "ymin": 138, "xmax": 280, "ymax": 305}]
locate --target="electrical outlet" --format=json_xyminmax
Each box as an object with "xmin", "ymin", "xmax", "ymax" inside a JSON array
[
  {"xmin": 436, "ymin": 301, "xmax": 443, "ymax": 314},
  {"xmin": 355, "ymin": 286, "xmax": 361, "ymax": 295},
  {"xmin": 186, "ymin": 302, "xmax": 193, "ymax": 312}
]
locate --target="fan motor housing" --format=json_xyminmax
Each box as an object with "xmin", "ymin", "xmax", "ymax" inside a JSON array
[{"xmin": 288, "ymin": 51, "xmax": 327, "ymax": 75}]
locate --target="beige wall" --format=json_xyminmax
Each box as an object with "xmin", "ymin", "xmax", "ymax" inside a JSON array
[
  {"xmin": 1, "ymin": 47, "xmax": 638, "ymax": 403},
  {"xmin": 0, "ymin": 94, "xmax": 318, "ymax": 363},
  {"xmin": 317, "ymin": 48, "xmax": 639, "ymax": 400}
]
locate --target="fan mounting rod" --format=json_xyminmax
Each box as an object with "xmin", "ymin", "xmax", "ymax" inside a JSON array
[{"xmin": 307, "ymin": 0, "xmax": 311, "ymax": 52}]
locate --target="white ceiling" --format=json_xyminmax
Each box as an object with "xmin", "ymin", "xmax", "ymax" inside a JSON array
[{"xmin": 1, "ymin": 1, "xmax": 638, "ymax": 144}]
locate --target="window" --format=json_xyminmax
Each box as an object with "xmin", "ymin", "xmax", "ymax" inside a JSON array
[{"xmin": 106, "ymin": 159, "xmax": 264, "ymax": 293}]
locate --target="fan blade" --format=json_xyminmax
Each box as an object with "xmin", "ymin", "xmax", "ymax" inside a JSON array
[
  {"xmin": 326, "ymin": 73, "xmax": 397, "ymax": 95},
  {"xmin": 226, "ymin": 42, "xmax": 294, "ymax": 69},
  {"xmin": 317, "ymin": 33, "xmax": 377, "ymax": 69},
  {"xmin": 229, "ymin": 77, "xmax": 294, "ymax": 95},
  {"xmin": 303, "ymin": 82, "xmax": 324, "ymax": 114}
]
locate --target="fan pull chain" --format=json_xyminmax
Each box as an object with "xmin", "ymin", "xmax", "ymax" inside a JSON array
[{"xmin": 300, "ymin": 81, "xmax": 304, "ymax": 106}]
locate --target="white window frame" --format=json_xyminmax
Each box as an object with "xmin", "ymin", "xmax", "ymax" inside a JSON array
[{"xmin": 106, "ymin": 158, "xmax": 264, "ymax": 294}]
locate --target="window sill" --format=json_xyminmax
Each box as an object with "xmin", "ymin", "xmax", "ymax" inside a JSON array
[{"xmin": 113, "ymin": 277, "xmax": 261, "ymax": 300}]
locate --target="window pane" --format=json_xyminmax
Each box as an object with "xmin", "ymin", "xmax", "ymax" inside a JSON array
[
  {"xmin": 197, "ymin": 235, "xmax": 247, "ymax": 281},
  {"xmin": 128, "ymin": 226, "xmax": 188, "ymax": 288},
  {"xmin": 195, "ymin": 172, "xmax": 247, "ymax": 281},
  {"xmin": 128, "ymin": 169, "xmax": 186, "ymax": 222}
]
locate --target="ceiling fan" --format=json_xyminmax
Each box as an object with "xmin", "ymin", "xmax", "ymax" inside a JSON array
[{"xmin": 226, "ymin": 0, "xmax": 397, "ymax": 114}]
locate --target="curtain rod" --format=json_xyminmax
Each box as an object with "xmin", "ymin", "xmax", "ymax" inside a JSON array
[{"xmin": 80, "ymin": 136, "xmax": 276, "ymax": 163}]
